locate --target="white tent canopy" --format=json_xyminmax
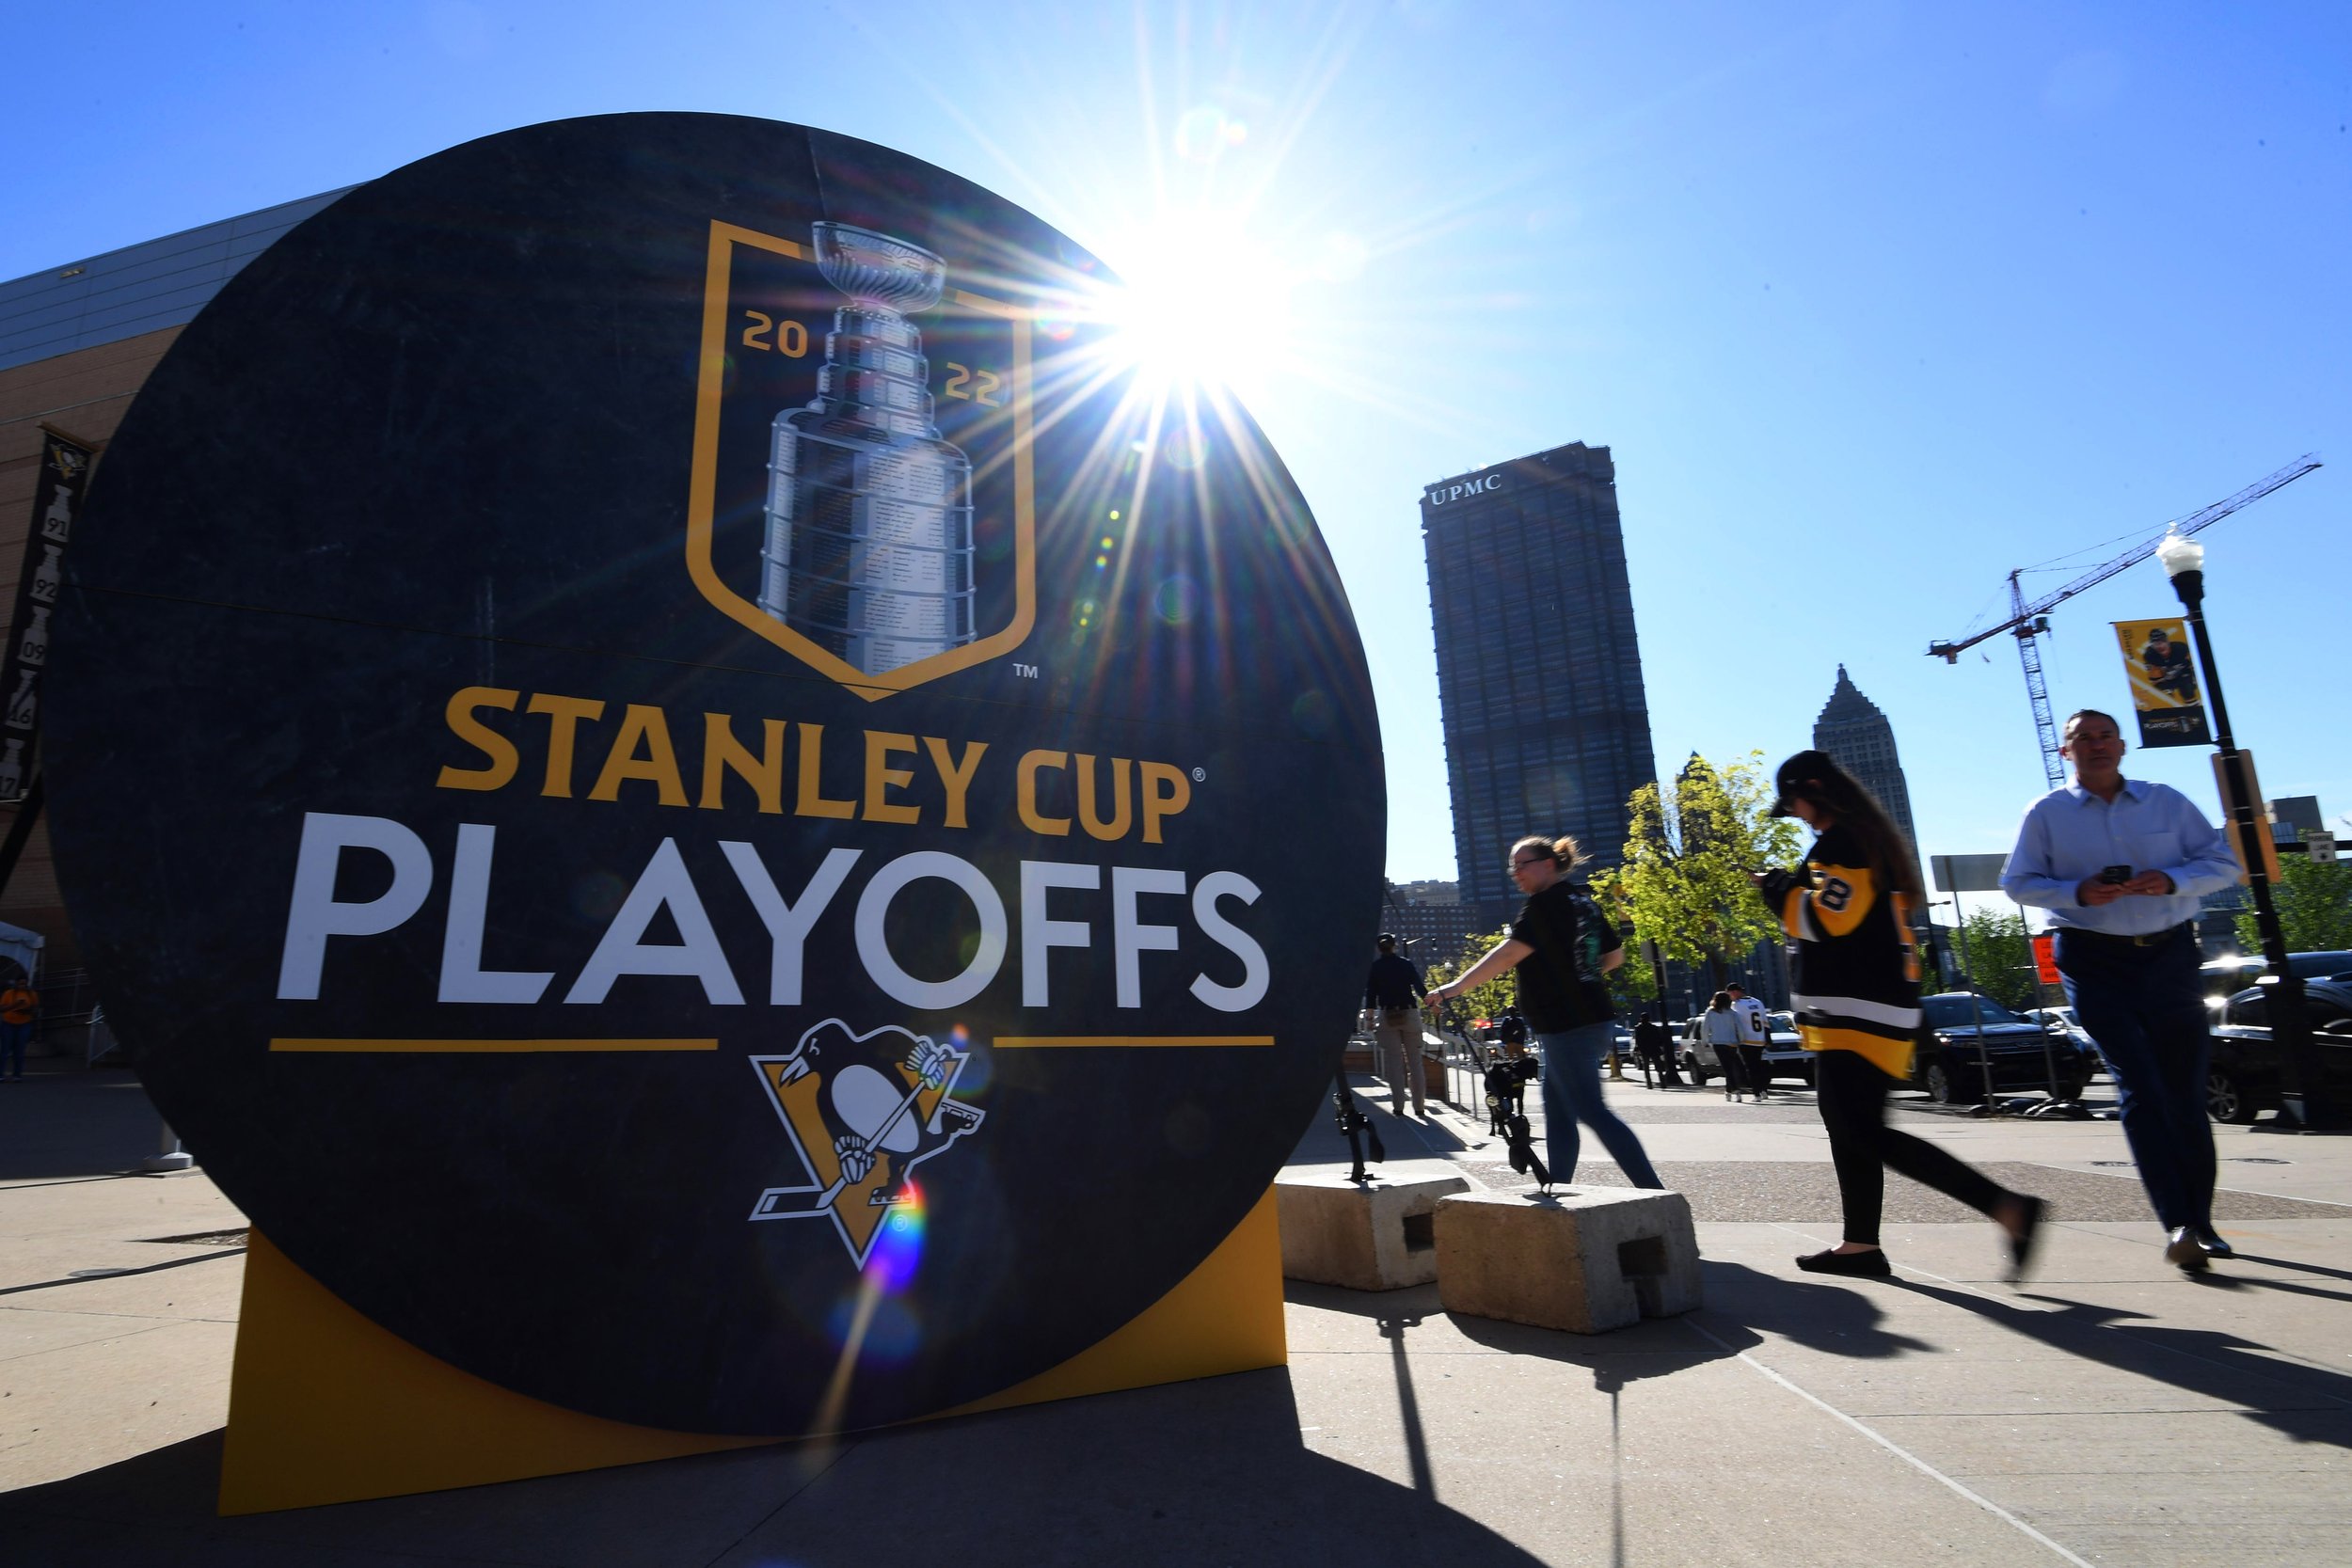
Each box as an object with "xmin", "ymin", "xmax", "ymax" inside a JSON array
[{"xmin": 0, "ymin": 919, "xmax": 45, "ymax": 981}]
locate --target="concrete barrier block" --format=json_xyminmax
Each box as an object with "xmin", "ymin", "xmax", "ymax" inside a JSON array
[
  {"xmin": 1276, "ymin": 1169, "xmax": 1472, "ymax": 1291},
  {"xmin": 1434, "ymin": 1186, "xmax": 1701, "ymax": 1333}
]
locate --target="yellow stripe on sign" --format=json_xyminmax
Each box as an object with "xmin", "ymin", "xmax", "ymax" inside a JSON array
[
  {"xmin": 269, "ymin": 1039, "xmax": 720, "ymax": 1053},
  {"xmin": 993, "ymin": 1036, "xmax": 1276, "ymax": 1049}
]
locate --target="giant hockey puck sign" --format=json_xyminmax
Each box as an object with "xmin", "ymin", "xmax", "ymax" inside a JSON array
[{"xmin": 44, "ymin": 114, "xmax": 1382, "ymax": 1434}]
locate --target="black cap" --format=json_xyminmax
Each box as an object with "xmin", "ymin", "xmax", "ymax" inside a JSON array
[
  {"xmin": 1769, "ymin": 750, "xmax": 1836, "ymax": 817},
  {"xmin": 1376, "ymin": 932, "xmax": 1398, "ymax": 945}
]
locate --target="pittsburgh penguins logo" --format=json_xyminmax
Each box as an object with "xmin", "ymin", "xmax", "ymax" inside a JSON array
[{"xmin": 748, "ymin": 1019, "xmax": 986, "ymax": 1266}]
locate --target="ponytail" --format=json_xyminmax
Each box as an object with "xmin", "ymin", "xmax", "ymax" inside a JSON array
[{"xmin": 1510, "ymin": 832, "xmax": 1589, "ymax": 872}]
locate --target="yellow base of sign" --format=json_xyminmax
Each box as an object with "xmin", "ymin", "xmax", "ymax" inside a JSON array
[{"xmin": 218, "ymin": 1190, "xmax": 1284, "ymax": 1515}]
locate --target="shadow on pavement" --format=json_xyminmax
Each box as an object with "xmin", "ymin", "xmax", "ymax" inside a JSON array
[
  {"xmin": 1692, "ymin": 1259, "xmax": 1938, "ymax": 1359},
  {"xmin": 1290, "ymin": 1276, "xmax": 1695, "ymax": 1352},
  {"xmin": 1284, "ymin": 1073, "xmax": 1473, "ymax": 1166},
  {"xmin": 2232, "ymin": 1252, "xmax": 2352, "ymax": 1291},
  {"xmin": 2200, "ymin": 1269, "xmax": 2352, "ymax": 1307},
  {"xmin": 1898, "ymin": 1277, "xmax": 2352, "ymax": 1451},
  {"xmin": 0, "ymin": 1068, "xmax": 165, "ymax": 1182},
  {"xmin": 0, "ymin": 1371, "xmax": 1557, "ymax": 1568},
  {"xmin": 1290, "ymin": 1262, "xmax": 1934, "ymax": 1368},
  {"xmin": 1291, "ymin": 1273, "xmax": 1728, "ymax": 1568},
  {"xmin": 733, "ymin": 1366, "xmax": 1561, "ymax": 1567},
  {"xmin": 1291, "ymin": 1264, "xmax": 1924, "ymax": 1568}
]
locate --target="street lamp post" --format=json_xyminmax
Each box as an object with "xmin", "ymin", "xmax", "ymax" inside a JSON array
[{"xmin": 2155, "ymin": 528, "xmax": 2335, "ymax": 1131}]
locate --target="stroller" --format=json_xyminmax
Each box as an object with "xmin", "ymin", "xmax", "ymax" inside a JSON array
[
  {"xmin": 1485, "ymin": 1013, "xmax": 1536, "ymax": 1135},
  {"xmin": 1432, "ymin": 1003, "xmax": 1553, "ymax": 1191}
]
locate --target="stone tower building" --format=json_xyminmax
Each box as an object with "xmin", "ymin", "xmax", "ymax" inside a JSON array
[{"xmin": 1812, "ymin": 665, "xmax": 1926, "ymax": 895}]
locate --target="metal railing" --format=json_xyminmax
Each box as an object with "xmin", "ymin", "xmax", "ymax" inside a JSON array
[
  {"xmin": 1346, "ymin": 1017, "xmax": 1489, "ymax": 1115},
  {"xmin": 86, "ymin": 1004, "xmax": 120, "ymax": 1066}
]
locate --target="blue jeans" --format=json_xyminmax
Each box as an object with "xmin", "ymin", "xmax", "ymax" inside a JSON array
[
  {"xmin": 2056, "ymin": 925, "xmax": 2216, "ymax": 1232},
  {"xmin": 1534, "ymin": 1022, "xmax": 1664, "ymax": 1188}
]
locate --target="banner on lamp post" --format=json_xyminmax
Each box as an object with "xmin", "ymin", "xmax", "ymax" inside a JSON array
[
  {"xmin": 2214, "ymin": 750, "xmax": 2280, "ymax": 887},
  {"xmin": 2112, "ymin": 617, "xmax": 2212, "ymax": 748},
  {"xmin": 0, "ymin": 429, "xmax": 92, "ymax": 801}
]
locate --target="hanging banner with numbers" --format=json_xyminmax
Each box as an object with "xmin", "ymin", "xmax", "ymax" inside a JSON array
[
  {"xmin": 44, "ymin": 113, "xmax": 1384, "ymax": 1438},
  {"xmin": 2112, "ymin": 617, "xmax": 2211, "ymax": 749},
  {"xmin": 2031, "ymin": 931, "xmax": 2059, "ymax": 987},
  {"xmin": 0, "ymin": 430, "xmax": 91, "ymax": 801}
]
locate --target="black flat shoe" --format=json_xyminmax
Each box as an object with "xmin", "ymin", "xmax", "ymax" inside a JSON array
[
  {"xmin": 1796, "ymin": 1247, "xmax": 1892, "ymax": 1277},
  {"xmin": 2193, "ymin": 1226, "xmax": 2233, "ymax": 1259},
  {"xmin": 2006, "ymin": 1196, "xmax": 2047, "ymax": 1284}
]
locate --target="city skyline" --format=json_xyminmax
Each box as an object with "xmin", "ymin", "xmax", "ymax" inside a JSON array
[{"xmin": 5, "ymin": 5, "xmax": 2346, "ymax": 897}]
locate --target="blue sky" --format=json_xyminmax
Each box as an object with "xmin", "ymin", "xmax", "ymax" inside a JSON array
[{"xmin": 9, "ymin": 2, "xmax": 2348, "ymax": 913}]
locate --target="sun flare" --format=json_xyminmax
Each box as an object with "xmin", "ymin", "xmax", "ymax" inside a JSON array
[{"xmin": 1096, "ymin": 214, "xmax": 1297, "ymax": 395}]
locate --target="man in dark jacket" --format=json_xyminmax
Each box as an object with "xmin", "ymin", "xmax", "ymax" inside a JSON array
[{"xmin": 1360, "ymin": 934, "xmax": 1428, "ymax": 1117}]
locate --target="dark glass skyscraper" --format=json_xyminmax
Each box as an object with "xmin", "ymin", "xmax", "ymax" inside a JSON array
[{"xmin": 1422, "ymin": 442, "xmax": 1656, "ymax": 922}]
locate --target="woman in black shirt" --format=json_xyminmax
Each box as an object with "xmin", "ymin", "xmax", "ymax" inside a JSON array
[{"xmin": 1428, "ymin": 834, "xmax": 1664, "ymax": 1189}]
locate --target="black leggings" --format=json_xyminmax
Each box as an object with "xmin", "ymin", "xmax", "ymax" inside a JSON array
[{"xmin": 1815, "ymin": 1049, "xmax": 2011, "ymax": 1246}]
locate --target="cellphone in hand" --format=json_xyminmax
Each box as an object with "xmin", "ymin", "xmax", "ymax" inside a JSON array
[{"xmin": 2098, "ymin": 864, "xmax": 2132, "ymax": 885}]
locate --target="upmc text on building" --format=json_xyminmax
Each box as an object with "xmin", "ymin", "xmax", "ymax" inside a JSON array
[{"xmin": 1424, "ymin": 472, "xmax": 1506, "ymax": 507}]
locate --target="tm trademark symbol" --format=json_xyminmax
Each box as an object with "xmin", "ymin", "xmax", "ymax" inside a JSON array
[
  {"xmin": 1191, "ymin": 767, "xmax": 1206, "ymax": 783},
  {"xmin": 1012, "ymin": 662, "xmax": 1040, "ymax": 679}
]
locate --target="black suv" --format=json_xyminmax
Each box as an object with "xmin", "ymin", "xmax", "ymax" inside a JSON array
[
  {"xmin": 1910, "ymin": 993, "xmax": 2096, "ymax": 1105},
  {"xmin": 2202, "ymin": 950, "xmax": 2352, "ymax": 1002},
  {"xmin": 2205, "ymin": 977, "xmax": 2352, "ymax": 1122}
]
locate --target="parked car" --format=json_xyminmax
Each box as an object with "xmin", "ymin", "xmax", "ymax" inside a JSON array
[
  {"xmin": 2201, "ymin": 950, "xmax": 2352, "ymax": 1004},
  {"xmin": 2023, "ymin": 1006, "xmax": 2094, "ymax": 1053},
  {"xmin": 1754, "ymin": 1010, "xmax": 1815, "ymax": 1087},
  {"xmin": 1675, "ymin": 1016, "xmax": 1733, "ymax": 1085},
  {"xmin": 2204, "ymin": 978, "xmax": 2352, "ymax": 1123},
  {"xmin": 1910, "ymin": 993, "xmax": 2096, "ymax": 1105}
]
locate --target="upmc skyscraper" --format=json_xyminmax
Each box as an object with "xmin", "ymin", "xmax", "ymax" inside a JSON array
[{"xmin": 1422, "ymin": 442, "xmax": 1656, "ymax": 922}]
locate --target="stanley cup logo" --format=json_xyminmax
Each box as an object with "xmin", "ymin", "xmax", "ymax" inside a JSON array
[{"xmin": 758, "ymin": 223, "xmax": 977, "ymax": 676}]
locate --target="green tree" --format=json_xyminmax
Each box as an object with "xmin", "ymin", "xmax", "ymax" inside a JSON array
[
  {"xmin": 1590, "ymin": 869, "xmax": 1658, "ymax": 1009},
  {"xmin": 1425, "ymin": 926, "xmax": 1518, "ymax": 1024},
  {"xmin": 2234, "ymin": 857, "xmax": 2352, "ymax": 954},
  {"xmin": 1946, "ymin": 907, "xmax": 2038, "ymax": 1012},
  {"xmin": 1614, "ymin": 752, "xmax": 1804, "ymax": 990}
]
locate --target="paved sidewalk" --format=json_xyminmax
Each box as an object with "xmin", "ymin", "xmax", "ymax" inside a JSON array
[{"xmin": 6, "ymin": 1061, "xmax": 2351, "ymax": 1565}]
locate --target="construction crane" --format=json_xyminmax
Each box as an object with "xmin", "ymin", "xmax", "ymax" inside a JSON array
[{"xmin": 1929, "ymin": 454, "xmax": 2323, "ymax": 789}]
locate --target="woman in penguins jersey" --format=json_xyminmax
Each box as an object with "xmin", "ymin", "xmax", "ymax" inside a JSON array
[{"xmin": 1755, "ymin": 751, "xmax": 2046, "ymax": 1280}]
